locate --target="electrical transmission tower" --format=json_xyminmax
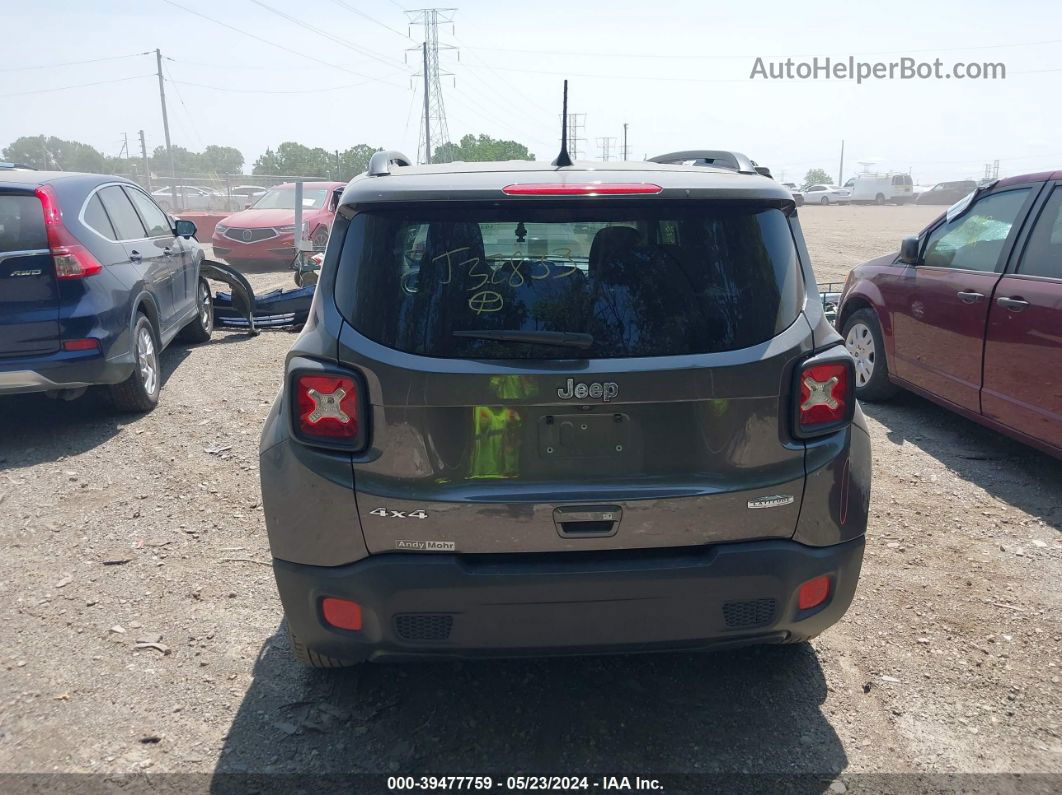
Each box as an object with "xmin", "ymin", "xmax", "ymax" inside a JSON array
[
  {"xmin": 596, "ymin": 136, "xmax": 617, "ymax": 162},
  {"xmin": 407, "ymin": 8, "xmax": 457, "ymax": 164},
  {"xmin": 560, "ymin": 112, "xmax": 586, "ymax": 160}
]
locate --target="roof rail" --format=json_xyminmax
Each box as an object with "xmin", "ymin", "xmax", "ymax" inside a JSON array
[
  {"xmin": 648, "ymin": 150, "xmax": 771, "ymax": 178},
  {"xmin": 367, "ymin": 150, "xmax": 413, "ymax": 177},
  {"xmin": 0, "ymin": 161, "xmax": 36, "ymax": 170}
]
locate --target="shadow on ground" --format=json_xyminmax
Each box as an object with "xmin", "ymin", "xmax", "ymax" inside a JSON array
[
  {"xmin": 861, "ymin": 392, "xmax": 1062, "ymax": 532},
  {"xmin": 0, "ymin": 345, "xmax": 190, "ymax": 469},
  {"xmin": 212, "ymin": 627, "xmax": 847, "ymax": 784}
]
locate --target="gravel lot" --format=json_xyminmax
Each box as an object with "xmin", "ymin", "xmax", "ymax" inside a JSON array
[{"xmin": 1, "ymin": 204, "xmax": 1059, "ymax": 785}]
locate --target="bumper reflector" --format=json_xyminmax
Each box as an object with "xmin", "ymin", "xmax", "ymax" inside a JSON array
[
  {"xmin": 798, "ymin": 576, "xmax": 831, "ymax": 610},
  {"xmin": 62, "ymin": 339, "xmax": 99, "ymax": 352},
  {"xmin": 321, "ymin": 597, "xmax": 363, "ymax": 631}
]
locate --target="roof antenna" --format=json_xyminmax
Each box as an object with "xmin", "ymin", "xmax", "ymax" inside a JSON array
[{"xmin": 552, "ymin": 80, "xmax": 572, "ymax": 168}]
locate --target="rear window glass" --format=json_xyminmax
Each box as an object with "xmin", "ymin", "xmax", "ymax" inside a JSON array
[
  {"xmin": 84, "ymin": 194, "xmax": 116, "ymax": 240},
  {"xmin": 336, "ymin": 202, "xmax": 803, "ymax": 359},
  {"xmin": 0, "ymin": 194, "xmax": 47, "ymax": 253},
  {"xmin": 98, "ymin": 186, "xmax": 147, "ymax": 240}
]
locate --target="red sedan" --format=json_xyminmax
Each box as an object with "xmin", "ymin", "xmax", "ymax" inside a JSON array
[
  {"xmin": 837, "ymin": 169, "xmax": 1062, "ymax": 458},
  {"xmin": 211, "ymin": 181, "xmax": 344, "ymax": 267}
]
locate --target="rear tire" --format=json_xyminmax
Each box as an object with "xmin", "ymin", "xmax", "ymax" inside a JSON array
[
  {"xmin": 178, "ymin": 277, "xmax": 213, "ymax": 343},
  {"xmin": 842, "ymin": 308, "xmax": 899, "ymax": 402},
  {"xmin": 875, "ymin": 193, "xmax": 886, "ymax": 205},
  {"xmin": 820, "ymin": 196, "xmax": 830, "ymax": 205},
  {"xmin": 289, "ymin": 629, "xmax": 359, "ymax": 669},
  {"xmin": 109, "ymin": 314, "xmax": 161, "ymax": 412}
]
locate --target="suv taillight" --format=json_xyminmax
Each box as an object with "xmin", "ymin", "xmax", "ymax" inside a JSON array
[
  {"xmin": 35, "ymin": 185, "xmax": 103, "ymax": 279},
  {"xmin": 794, "ymin": 356, "xmax": 855, "ymax": 438},
  {"xmin": 290, "ymin": 369, "xmax": 368, "ymax": 451}
]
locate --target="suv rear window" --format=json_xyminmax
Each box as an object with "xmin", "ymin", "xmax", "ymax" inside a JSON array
[
  {"xmin": 0, "ymin": 194, "xmax": 46, "ymax": 253},
  {"xmin": 336, "ymin": 202, "xmax": 803, "ymax": 359}
]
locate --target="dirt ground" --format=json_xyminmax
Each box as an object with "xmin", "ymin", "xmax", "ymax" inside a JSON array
[{"xmin": 0, "ymin": 205, "xmax": 1059, "ymax": 787}]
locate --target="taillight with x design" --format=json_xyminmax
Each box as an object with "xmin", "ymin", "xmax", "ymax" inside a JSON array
[
  {"xmin": 295, "ymin": 373, "xmax": 360, "ymax": 441},
  {"xmin": 795, "ymin": 358, "xmax": 855, "ymax": 438}
]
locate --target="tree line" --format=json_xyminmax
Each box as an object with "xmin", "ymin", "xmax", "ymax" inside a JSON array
[{"xmin": 2, "ymin": 133, "xmax": 535, "ymax": 181}]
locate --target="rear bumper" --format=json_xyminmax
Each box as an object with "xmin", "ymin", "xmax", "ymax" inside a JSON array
[
  {"xmin": 0, "ymin": 349, "xmax": 130, "ymax": 395},
  {"xmin": 274, "ymin": 536, "xmax": 864, "ymax": 663}
]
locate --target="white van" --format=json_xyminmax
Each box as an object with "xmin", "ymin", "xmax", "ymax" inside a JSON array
[{"xmin": 844, "ymin": 173, "xmax": 914, "ymax": 205}]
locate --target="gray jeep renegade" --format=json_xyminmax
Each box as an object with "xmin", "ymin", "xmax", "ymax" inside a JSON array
[{"xmin": 259, "ymin": 149, "xmax": 871, "ymax": 667}]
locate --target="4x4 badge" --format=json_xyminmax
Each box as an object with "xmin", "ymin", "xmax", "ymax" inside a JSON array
[
  {"xmin": 557, "ymin": 378, "xmax": 618, "ymax": 402},
  {"xmin": 370, "ymin": 508, "xmax": 428, "ymax": 519},
  {"xmin": 747, "ymin": 495, "xmax": 795, "ymax": 509}
]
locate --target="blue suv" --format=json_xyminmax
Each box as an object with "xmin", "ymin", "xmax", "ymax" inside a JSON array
[{"xmin": 0, "ymin": 168, "xmax": 213, "ymax": 411}]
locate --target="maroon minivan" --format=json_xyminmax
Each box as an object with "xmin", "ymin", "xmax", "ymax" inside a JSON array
[{"xmin": 837, "ymin": 170, "xmax": 1062, "ymax": 459}]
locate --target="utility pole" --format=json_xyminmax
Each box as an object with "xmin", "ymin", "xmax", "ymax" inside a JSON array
[
  {"xmin": 154, "ymin": 49, "xmax": 177, "ymax": 204},
  {"xmin": 622, "ymin": 123, "xmax": 629, "ymax": 161},
  {"xmin": 422, "ymin": 41, "xmax": 431, "ymax": 164},
  {"xmin": 407, "ymin": 9, "xmax": 457, "ymax": 164},
  {"xmin": 838, "ymin": 139, "xmax": 845, "ymax": 187},
  {"xmin": 138, "ymin": 130, "xmax": 151, "ymax": 191},
  {"xmin": 596, "ymin": 136, "xmax": 616, "ymax": 162}
]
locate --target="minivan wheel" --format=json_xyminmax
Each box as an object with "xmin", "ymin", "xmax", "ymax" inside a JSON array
[
  {"xmin": 875, "ymin": 193, "xmax": 886, "ymax": 205},
  {"xmin": 842, "ymin": 308, "xmax": 898, "ymax": 402},
  {"xmin": 109, "ymin": 314, "xmax": 161, "ymax": 412},
  {"xmin": 178, "ymin": 277, "xmax": 214, "ymax": 343},
  {"xmin": 820, "ymin": 196, "xmax": 830, "ymax": 205},
  {"xmin": 289, "ymin": 629, "xmax": 358, "ymax": 669}
]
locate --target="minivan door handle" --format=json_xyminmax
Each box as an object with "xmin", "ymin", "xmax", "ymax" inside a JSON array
[
  {"xmin": 956, "ymin": 290, "xmax": 984, "ymax": 303},
  {"xmin": 997, "ymin": 296, "xmax": 1029, "ymax": 311},
  {"xmin": 129, "ymin": 250, "xmax": 143, "ymax": 263}
]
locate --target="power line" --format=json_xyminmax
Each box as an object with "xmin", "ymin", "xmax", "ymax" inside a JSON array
[
  {"xmin": 0, "ymin": 74, "xmax": 154, "ymax": 98},
  {"xmin": 160, "ymin": 0, "xmax": 404, "ymax": 85},
  {"xmin": 0, "ymin": 52, "xmax": 152, "ymax": 72},
  {"xmin": 248, "ymin": 0, "xmax": 406, "ymax": 71},
  {"xmin": 461, "ymin": 37, "xmax": 1062, "ymax": 60},
  {"xmin": 330, "ymin": 0, "xmax": 414, "ymax": 41},
  {"xmin": 446, "ymin": 83, "xmax": 555, "ymax": 150},
  {"xmin": 449, "ymin": 32, "xmax": 555, "ymax": 118},
  {"xmin": 168, "ymin": 77, "xmax": 385, "ymax": 94}
]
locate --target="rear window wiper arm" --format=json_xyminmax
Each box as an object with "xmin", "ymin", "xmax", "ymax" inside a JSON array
[{"xmin": 452, "ymin": 329, "xmax": 593, "ymax": 349}]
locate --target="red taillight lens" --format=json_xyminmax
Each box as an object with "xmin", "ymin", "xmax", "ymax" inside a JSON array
[
  {"xmin": 798, "ymin": 576, "xmax": 831, "ymax": 610},
  {"xmin": 321, "ymin": 597, "xmax": 363, "ymax": 631},
  {"xmin": 295, "ymin": 373, "xmax": 359, "ymax": 440},
  {"xmin": 797, "ymin": 360, "xmax": 853, "ymax": 436},
  {"xmin": 35, "ymin": 185, "xmax": 103, "ymax": 279},
  {"xmin": 501, "ymin": 182, "xmax": 662, "ymax": 196},
  {"xmin": 62, "ymin": 338, "xmax": 99, "ymax": 352}
]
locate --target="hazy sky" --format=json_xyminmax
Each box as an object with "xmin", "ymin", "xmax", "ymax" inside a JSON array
[{"xmin": 3, "ymin": 0, "xmax": 1059, "ymax": 184}]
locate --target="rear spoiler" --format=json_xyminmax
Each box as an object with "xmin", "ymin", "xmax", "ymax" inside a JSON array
[{"xmin": 648, "ymin": 150, "xmax": 772, "ymax": 179}]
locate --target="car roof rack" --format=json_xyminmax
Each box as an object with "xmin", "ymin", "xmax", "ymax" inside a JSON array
[
  {"xmin": 648, "ymin": 150, "xmax": 772, "ymax": 178},
  {"xmin": 0, "ymin": 161, "xmax": 35, "ymax": 170},
  {"xmin": 367, "ymin": 150, "xmax": 413, "ymax": 177}
]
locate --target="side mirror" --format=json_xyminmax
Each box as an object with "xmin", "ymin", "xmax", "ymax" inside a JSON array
[
  {"xmin": 174, "ymin": 219, "xmax": 197, "ymax": 239},
  {"xmin": 329, "ymin": 187, "xmax": 342, "ymax": 212},
  {"xmin": 898, "ymin": 235, "xmax": 920, "ymax": 264}
]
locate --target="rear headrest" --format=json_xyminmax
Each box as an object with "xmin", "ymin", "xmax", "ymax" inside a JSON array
[
  {"xmin": 588, "ymin": 225, "xmax": 641, "ymax": 267},
  {"xmin": 423, "ymin": 221, "xmax": 485, "ymax": 265}
]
